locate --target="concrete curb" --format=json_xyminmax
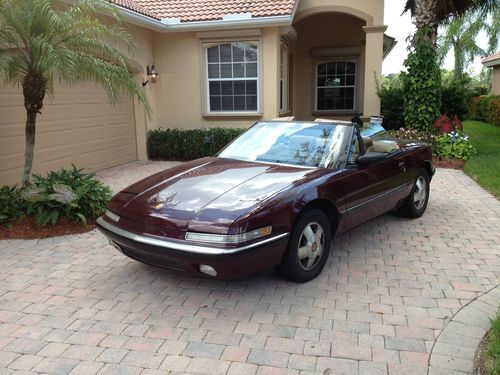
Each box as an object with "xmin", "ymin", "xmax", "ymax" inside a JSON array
[{"xmin": 428, "ymin": 284, "xmax": 500, "ymax": 375}]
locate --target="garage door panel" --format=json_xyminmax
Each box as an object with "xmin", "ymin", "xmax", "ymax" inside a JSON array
[
  {"xmin": 1, "ymin": 154, "xmax": 24, "ymax": 169},
  {"xmin": 108, "ymin": 124, "xmax": 132, "ymax": 137},
  {"xmin": 37, "ymin": 145, "xmax": 75, "ymax": 163},
  {"xmin": 37, "ymin": 130, "xmax": 74, "ymax": 147},
  {"xmin": 76, "ymin": 135, "xmax": 134, "ymax": 155},
  {"xmin": 0, "ymin": 137, "xmax": 25, "ymax": 155},
  {"xmin": 0, "ymin": 107, "xmax": 25, "ymax": 125},
  {"xmin": 0, "ymin": 83, "xmax": 136, "ymax": 186}
]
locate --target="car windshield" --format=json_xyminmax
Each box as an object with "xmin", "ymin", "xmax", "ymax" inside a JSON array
[{"xmin": 218, "ymin": 121, "xmax": 352, "ymax": 169}]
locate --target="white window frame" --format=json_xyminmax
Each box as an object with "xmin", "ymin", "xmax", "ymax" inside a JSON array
[
  {"xmin": 279, "ymin": 42, "xmax": 289, "ymax": 114},
  {"xmin": 203, "ymin": 40, "xmax": 261, "ymax": 115},
  {"xmin": 314, "ymin": 59, "xmax": 357, "ymax": 113}
]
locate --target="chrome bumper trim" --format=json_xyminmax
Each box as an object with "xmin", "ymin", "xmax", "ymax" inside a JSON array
[{"xmin": 96, "ymin": 217, "xmax": 289, "ymax": 256}]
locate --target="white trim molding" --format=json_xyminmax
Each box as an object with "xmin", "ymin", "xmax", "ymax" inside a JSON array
[{"xmin": 116, "ymin": 6, "xmax": 294, "ymax": 33}]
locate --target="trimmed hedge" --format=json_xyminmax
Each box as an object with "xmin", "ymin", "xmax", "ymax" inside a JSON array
[
  {"xmin": 147, "ymin": 127, "xmax": 247, "ymax": 160},
  {"xmin": 468, "ymin": 95, "xmax": 500, "ymax": 126},
  {"xmin": 379, "ymin": 75, "xmax": 473, "ymax": 130}
]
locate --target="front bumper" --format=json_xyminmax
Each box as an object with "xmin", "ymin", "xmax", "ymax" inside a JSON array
[{"xmin": 96, "ymin": 217, "xmax": 289, "ymax": 280}]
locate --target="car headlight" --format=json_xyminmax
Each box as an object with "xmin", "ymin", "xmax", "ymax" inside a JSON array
[
  {"xmin": 185, "ymin": 226, "xmax": 272, "ymax": 244},
  {"xmin": 105, "ymin": 209, "xmax": 120, "ymax": 222}
]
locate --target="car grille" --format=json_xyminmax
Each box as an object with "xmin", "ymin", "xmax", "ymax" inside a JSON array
[{"xmin": 120, "ymin": 246, "xmax": 185, "ymax": 272}]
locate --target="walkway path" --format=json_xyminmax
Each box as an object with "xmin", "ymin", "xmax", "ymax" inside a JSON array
[{"xmin": 0, "ymin": 162, "xmax": 498, "ymax": 374}]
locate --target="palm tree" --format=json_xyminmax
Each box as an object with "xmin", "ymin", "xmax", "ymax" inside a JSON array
[
  {"xmin": 0, "ymin": 0, "xmax": 151, "ymax": 185},
  {"xmin": 438, "ymin": 10, "xmax": 499, "ymax": 79},
  {"xmin": 404, "ymin": 0, "xmax": 499, "ymax": 44}
]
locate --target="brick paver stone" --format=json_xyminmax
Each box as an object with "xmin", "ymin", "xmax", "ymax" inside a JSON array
[{"xmin": 0, "ymin": 163, "xmax": 498, "ymax": 375}]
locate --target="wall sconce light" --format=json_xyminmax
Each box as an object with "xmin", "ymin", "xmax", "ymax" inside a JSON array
[{"xmin": 143, "ymin": 64, "xmax": 159, "ymax": 86}]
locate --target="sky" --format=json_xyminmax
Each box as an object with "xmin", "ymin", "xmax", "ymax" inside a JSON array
[{"xmin": 382, "ymin": 0, "xmax": 490, "ymax": 76}]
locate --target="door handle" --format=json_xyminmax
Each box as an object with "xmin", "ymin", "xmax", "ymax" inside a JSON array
[{"xmin": 398, "ymin": 161, "xmax": 406, "ymax": 172}]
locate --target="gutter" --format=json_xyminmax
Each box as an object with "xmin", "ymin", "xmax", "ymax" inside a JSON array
[
  {"xmin": 118, "ymin": 6, "xmax": 294, "ymax": 33},
  {"xmin": 482, "ymin": 59, "xmax": 500, "ymax": 68},
  {"xmin": 383, "ymin": 34, "xmax": 397, "ymax": 60},
  {"xmin": 118, "ymin": 7, "xmax": 164, "ymax": 31}
]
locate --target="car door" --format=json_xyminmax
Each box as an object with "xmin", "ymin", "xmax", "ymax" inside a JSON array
[{"xmin": 341, "ymin": 129, "xmax": 407, "ymax": 232}]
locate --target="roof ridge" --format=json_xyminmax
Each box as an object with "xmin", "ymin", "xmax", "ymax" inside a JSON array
[{"xmin": 110, "ymin": 0, "xmax": 297, "ymax": 23}]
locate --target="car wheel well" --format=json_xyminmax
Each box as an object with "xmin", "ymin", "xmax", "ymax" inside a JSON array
[
  {"xmin": 297, "ymin": 199, "xmax": 339, "ymax": 236},
  {"xmin": 421, "ymin": 161, "xmax": 433, "ymax": 180}
]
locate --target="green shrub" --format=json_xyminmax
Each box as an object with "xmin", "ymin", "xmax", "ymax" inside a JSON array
[
  {"xmin": 147, "ymin": 127, "xmax": 246, "ymax": 160},
  {"xmin": 468, "ymin": 95, "xmax": 500, "ymax": 125},
  {"xmin": 433, "ymin": 131, "xmax": 476, "ymax": 160},
  {"xmin": 0, "ymin": 186, "xmax": 25, "ymax": 226},
  {"xmin": 440, "ymin": 79, "xmax": 472, "ymax": 119},
  {"xmin": 378, "ymin": 77, "xmax": 405, "ymax": 130},
  {"xmin": 468, "ymin": 96, "xmax": 483, "ymax": 119},
  {"xmin": 22, "ymin": 165, "xmax": 111, "ymax": 225},
  {"xmin": 479, "ymin": 96, "xmax": 496, "ymax": 120},
  {"xmin": 485, "ymin": 98, "xmax": 500, "ymax": 126}
]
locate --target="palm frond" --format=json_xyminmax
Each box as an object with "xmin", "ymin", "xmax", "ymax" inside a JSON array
[
  {"xmin": 0, "ymin": 0, "xmax": 151, "ymax": 116},
  {"xmin": 405, "ymin": 0, "xmax": 500, "ymax": 24}
]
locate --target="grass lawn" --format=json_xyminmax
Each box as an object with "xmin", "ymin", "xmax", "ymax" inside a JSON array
[
  {"xmin": 477, "ymin": 312, "xmax": 500, "ymax": 375},
  {"xmin": 463, "ymin": 120, "xmax": 500, "ymax": 198}
]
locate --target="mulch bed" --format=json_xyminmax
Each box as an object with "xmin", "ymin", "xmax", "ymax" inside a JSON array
[
  {"xmin": 0, "ymin": 216, "xmax": 95, "ymax": 240},
  {"xmin": 433, "ymin": 157, "xmax": 466, "ymax": 170}
]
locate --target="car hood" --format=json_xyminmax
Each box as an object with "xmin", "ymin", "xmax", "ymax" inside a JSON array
[{"xmin": 117, "ymin": 158, "xmax": 315, "ymax": 235}]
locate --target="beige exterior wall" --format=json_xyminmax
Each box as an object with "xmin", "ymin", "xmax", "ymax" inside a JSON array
[
  {"xmin": 287, "ymin": 0, "xmax": 385, "ymax": 120},
  {"xmin": 492, "ymin": 66, "xmax": 500, "ymax": 95},
  {"xmin": 362, "ymin": 26, "xmax": 385, "ymax": 117},
  {"xmin": 290, "ymin": 13, "xmax": 367, "ymax": 120},
  {"xmin": 149, "ymin": 0, "xmax": 384, "ymax": 126},
  {"xmin": 151, "ymin": 27, "xmax": 281, "ymax": 130},
  {"xmin": 123, "ymin": 23, "xmax": 156, "ymax": 160},
  {"xmin": 295, "ymin": 0, "xmax": 384, "ymax": 25}
]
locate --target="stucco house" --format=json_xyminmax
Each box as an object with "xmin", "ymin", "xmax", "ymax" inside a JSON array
[
  {"xmin": 482, "ymin": 52, "xmax": 500, "ymax": 95},
  {"xmin": 0, "ymin": 0, "xmax": 395, "ymax": 186}
]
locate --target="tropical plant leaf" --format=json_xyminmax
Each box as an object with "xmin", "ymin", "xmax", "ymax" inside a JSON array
[
  {"xmin": 21, "ymin": 186, "xmax": 44, "ymax": 202},
  {"xmin": 50, "ymin": 183, "xmax": 77, "ymax": 203}
]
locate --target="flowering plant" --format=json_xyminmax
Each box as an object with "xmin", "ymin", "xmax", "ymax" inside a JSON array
[
  {"xmin": 434, "ymin": 130, "xmax": 476, "ymax": 160},
  {"xmin": 389, "ymin": 128, "xmax": 436, "ymax": 144},
  {"xmin": 433, "ymin": 114, "xmax": 463, "ymax": 135}
]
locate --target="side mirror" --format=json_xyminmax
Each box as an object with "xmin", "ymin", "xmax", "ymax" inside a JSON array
[{"xmin": 356, "ymin": 152, "xmax": 387, "ymax": 166}]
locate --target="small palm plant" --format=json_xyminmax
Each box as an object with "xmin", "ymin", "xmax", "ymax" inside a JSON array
[{"xmin": 0, "ymin": 0, "xmax": 151, "ymax": 185}]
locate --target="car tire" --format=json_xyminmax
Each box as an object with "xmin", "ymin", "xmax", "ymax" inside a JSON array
[
  {"xmin": 279, "ymin": 208, "xmax": 331, "ymax": 283},
  {"xmin": 398, "ymin": 168, "xmax": 430, "ymax": 218}
]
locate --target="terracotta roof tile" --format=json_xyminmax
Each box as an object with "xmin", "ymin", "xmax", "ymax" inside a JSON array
[
  {"xmin": 111, "ymin": 0, "xmax": 297, "ymax": 22},
  {"xmin": 111, "ymin": 0, "xmax": 161, "ymax": 19}
]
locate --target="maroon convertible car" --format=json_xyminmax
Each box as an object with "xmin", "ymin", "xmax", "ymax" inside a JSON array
[{"xmin": 97, "ymin": 121, "xmax": 434, "ymax": 282}]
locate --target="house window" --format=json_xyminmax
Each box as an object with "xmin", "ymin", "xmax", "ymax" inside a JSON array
[
  {"xmin": 280, "ymin": 43, "xmax": 288, "ymax": 113},
  {"xmin": 205, "ymin": 42, "xmax": 259, "ymax": 112},
  {"xmin": 316, "ymin": 61, "xmax": 356, "ymax": 111}
]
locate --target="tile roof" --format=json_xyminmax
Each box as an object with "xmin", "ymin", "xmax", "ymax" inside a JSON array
[
  {"xmin": 110, "ymin": 0, "xmax": 297, "ymax": 23},
  {"xmin": 111, "ymin": 0, "xmax": 161, "ymax": 19}
]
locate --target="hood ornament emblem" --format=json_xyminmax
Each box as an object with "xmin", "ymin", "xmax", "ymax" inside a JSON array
[{"xmin": 149, "ymin": 191, "xmax": 178, "ymax": 209}]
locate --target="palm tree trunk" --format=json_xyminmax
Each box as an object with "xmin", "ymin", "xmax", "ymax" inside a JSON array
[
  {"xmin": 453, "ymin": 42, "xmax": 463, "ymax": 80},
  {"xmin": 414, "ymin": 0, "xmax": 439, "ymax": 46},
  {"xmin": 21, "ymin": 72, "xmax": 47, "ymax": 185}
]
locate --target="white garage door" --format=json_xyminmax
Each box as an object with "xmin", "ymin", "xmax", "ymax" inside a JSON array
[{"xmin": 0, "ymin": 83, "xmax": 137, "ymax": 186}]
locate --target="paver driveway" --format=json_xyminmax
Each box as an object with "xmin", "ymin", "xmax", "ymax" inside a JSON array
[{"xmin": 0, "ymin": 161, "xmax": 499, "ymax": 375}]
